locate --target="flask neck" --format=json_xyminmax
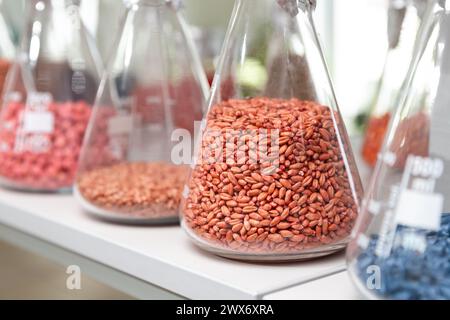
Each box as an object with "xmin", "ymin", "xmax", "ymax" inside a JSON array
[
  {"xmin": 27, "ymin": 0, "xmax": 82, "ymax": 22},
  {"xmin": 22, "ymin": 0, "xmax": 87, "ymax": 63},
  {"xmin": 276, "ymin": 0, "xmax": 316, "ymax": 16},
  {"xmin": 31, "ymin": 0, "xmax": 80, "ymax": 8},
  {"xmin": 128, "ymin": 0, "xmax": 182, "ymax": 8}
]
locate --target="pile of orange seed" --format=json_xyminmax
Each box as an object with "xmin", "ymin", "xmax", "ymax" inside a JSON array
[
  {"xmin": 182, "ymin": 97, "xmax": 359, "ymax": 254},
  {"xmin": 77, "ymin": 162, "xmax": 188, "ymax": 218}
]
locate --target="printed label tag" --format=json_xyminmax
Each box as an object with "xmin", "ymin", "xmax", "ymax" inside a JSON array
[
  {"xmin": 395, "ymin": 189, "xmax": 443, "ymax": 231},
  {"xmin": 26, "ymin": 92, "xmax": 52, "ymax": 111},
  {"xmin": 108, "ymin": 115, "xmax": 133, "ymax": 136},
  {"xmin": 22, "ymin": 111, "xmax": 55, "ymax": 133},
  {"xmin": 13, "ymin": 92, "xmax": 54, "ymax": 153}
]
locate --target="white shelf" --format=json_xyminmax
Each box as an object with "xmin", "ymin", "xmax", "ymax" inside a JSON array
[
  {"xmin": 0, "ymin": 189, "xmax": 347, "ymax": 299},
  {"xmin": 0, "ymin": 137, "xmax": 370, "ymax": 299},
  {"xmin": 263, "ymin": 271, "xmax": 363, "ymax": 300}
]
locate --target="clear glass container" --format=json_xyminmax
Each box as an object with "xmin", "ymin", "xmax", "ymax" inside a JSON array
[
  {"xmin": 180, "ymin": 0, "xmax": 363, "ymax": 261},
  {"xmin": 74, "ymin": 0, "xmax": 208, "ymax": 224},
  {"xmin": 347, "ymin": 0, "xmax": 450, "ymax": 300},
  {"xmin": 0, "ymin": 2, "xmax": 15, "ymax": 100},
  {"xmin": 0, "ymin": 0, "xmax": 102, "ymax": 192},
  {"xmin": 361, "ymin": 0, "xmax": 434, "ymax": 167}
]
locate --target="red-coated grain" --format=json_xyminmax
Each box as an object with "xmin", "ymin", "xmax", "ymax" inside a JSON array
[
  {"xmin": 182, "ymin": 98, "xmax": 358, "ymax": 254},
  {"xmin": 0, "ymin": 101, "xmax": 91, "ymax": 190},
  {"xmin": 77, "ymin": 162, "xmax": 188, "ymax": 218}
]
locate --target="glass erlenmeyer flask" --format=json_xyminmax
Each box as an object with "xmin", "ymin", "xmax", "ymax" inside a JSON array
[
  {"xmin": 74, "ymin": 0, "xmax": 208, "ymax": 223},
  {"xmin": 0, "ymin": 0, "xmax": 102, "ymax": 192},
  {"xmin": 0, "ymin": 1, "xmax": 15, "ymax": 101},
  {"xmin": 347, "ymin": 0, "xmax": 450, "ymax": 300},
  {"xmin": 361, "ymin": 0, "xmax": 432, "ymax": 167},
  {"xmin": 180, "ymin": 0, "xmax": 363, "ymax": 261}
]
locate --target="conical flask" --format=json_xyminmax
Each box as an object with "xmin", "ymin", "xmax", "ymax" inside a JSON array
[
  {"xmin": 0, "ymin": 0, "xmax": 102, "ymax": 191},
  {"xmin": 0, "ymin": 3, "xmax": 15, "ymax": 100},
  {"xmin": 180, "ymin": 0, "xmax": 363, "ymax": 261},
  {"xmin": 347, "ymin": 0, "xmax": 450, "ymax": 300},
  {"xmin": 75, "ymin": 0, "xmax": 208, "ymax": 223},
  {"xmin": 361, "ymin": 0, "xmax": 434, "ymax": 168}
]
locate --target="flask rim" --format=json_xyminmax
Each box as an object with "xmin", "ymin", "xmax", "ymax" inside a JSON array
[
  {"xmin": 31, "ymin": 0, "xmax": 81, "ymax": 6},
  {"xmin": 125, "ymin": 0, "xmax": 181, "ymax": 7}
]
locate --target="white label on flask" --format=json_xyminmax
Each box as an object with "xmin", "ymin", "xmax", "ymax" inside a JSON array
[
  {"xmin": 108, "ymin": 115, "xmax": 133, "ymax": 136},
  {"xmin": 22, "ymin": 111, "xmax": 55, "ymax": 133},
  {"xmin": 395, "ymin": 189, "xmax": 443, "ymax": 231},
  {"xmin": 26, "ymin": 92, "xmax": 52, "ymax": 111}
]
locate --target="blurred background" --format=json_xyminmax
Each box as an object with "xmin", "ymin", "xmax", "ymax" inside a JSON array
[
  {"xmin": 0, "ymin": 0, "xmax": 392, "ymax": 299},
  {"xmin": 0, "ymin": 0, "xmax": 388, "ymax": 134}
]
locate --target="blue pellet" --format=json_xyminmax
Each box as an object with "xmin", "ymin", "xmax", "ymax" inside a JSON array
[
  {"xmin": 391, "ymin": 291, "xmax": 414, "ymax": 300},
  {"xmin": 356, "ymin": 214, "xmax": 450, "ymax": 300},
  {"xmin": 440, "ymin": 286, "xmax": 450, "ymax": 297}
]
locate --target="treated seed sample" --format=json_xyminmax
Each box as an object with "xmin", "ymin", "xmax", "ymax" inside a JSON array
[
  {"xmin": 389, "ymin": 112, "xmax": 429, "ymax": 169},
  {"xmin": 0, "ymin": 59, "xmax": 11, "ymax": 101},
  {"xmin": 133, "ymin": 78, "xmax": 204, "ymax": 134},
  {"xmin": 183, "ymin": 97, "xmax": 359, "ymax": 254},
  {"xmin": 356, "ymin": 214, "xmax": 450, "ymax": 300},
  {"xmin": 77, "ymin": 162, "xmax": 188, "ymax": 218},
  {"xmin": 362, "ymin": 111, "xmax": 430, "ymax": 169},
  {"xmin": 76, "ymin": 107, "xmax": 123, "ymax": 172},
  {"xmin": 361, "ymin": 112, "xmax": 391, "ymax": 167},
  {"xmin": 0, "ymin": 101, "xmax": 91, "ymax": 190}
]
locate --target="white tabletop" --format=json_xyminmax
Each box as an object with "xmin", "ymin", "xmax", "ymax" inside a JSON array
[
  {"xmin": 264, "ymin": 271, "xmax": 363, "ymax": 300},
  {"xmin": 0, "ymin": 137, "xmax": 371, "ymax": 299},
  {"xmin": 0, "ymin": 189, "xmax": 348, "ymax": 299}
]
